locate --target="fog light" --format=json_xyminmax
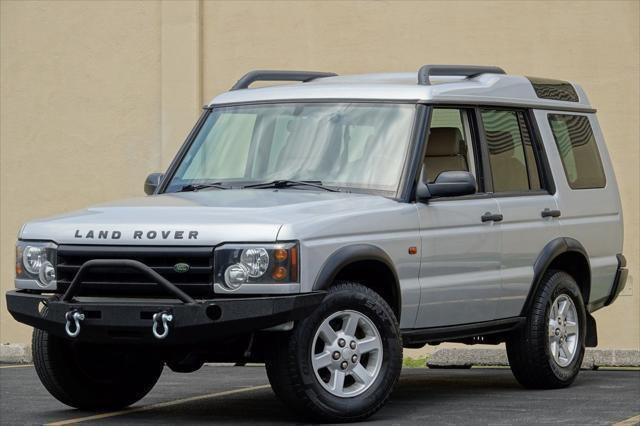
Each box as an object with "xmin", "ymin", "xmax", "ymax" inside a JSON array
[
  {"xmin": 224, "ymin": 263, "xmax": 249, "ymax": 290},
  {"xmin": 38, "ymin": 261, "xmax": 56, "ymax": 287}
]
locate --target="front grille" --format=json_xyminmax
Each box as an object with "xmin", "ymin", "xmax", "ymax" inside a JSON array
[{"xmin": 56, "ymin": 245, "xmax": 214, "ymax": 298}]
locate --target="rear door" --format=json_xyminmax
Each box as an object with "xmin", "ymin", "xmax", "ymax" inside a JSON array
[
  {"xmin": 478, "ymin": 108, "xmax": 560, "ymax": 318},
  {"xmin": 541, "ymin": 112, "xmax": 621, "ymax": 305}
]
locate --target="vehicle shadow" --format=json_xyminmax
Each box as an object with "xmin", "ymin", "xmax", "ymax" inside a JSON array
[
  {"xmin": 45, "ymin": 368, "xmax": 528, "ymax": 424},
  {"xmin": 21, "ymin": 367, "xmax": 636, "ymax": 425}
]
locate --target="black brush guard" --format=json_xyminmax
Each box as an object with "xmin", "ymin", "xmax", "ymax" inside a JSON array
[{"xmin": 6, "ymin": 259, "xmax": 324, "ymax": 344}]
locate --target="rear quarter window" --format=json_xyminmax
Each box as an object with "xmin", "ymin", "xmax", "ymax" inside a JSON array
[{"xmin": 548, "ymin": 114, "xmax": 606, "ymax": 189}]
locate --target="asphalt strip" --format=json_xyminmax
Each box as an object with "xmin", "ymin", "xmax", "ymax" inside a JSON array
[{"xmin": 45, "ymin": 384, "xmax": 271, "ymax": 426}]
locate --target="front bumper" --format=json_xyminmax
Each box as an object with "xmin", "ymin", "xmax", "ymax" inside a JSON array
[
  {"xmin": 6, "ymin": 258, "xmax": 324, "ymax": 344},
  {"xmin": 6, "ymin": 290, "xmax": 324, "ymax": 344}
]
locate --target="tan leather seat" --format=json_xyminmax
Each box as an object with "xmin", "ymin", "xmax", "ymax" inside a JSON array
[
  {"xmin": 423, "ymin": 127, "xmax": 468, "ymax": 183},
  {"xmin": 485, "ymin": 130, "xmax": 529, "ymax": 192}
]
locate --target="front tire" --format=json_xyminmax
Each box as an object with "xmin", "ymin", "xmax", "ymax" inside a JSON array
[
  {"xmin": 265, "ymin": 282, "xmax": 402, "ymax": 422},
  {"xmin": 507, "ymin": 270, "xmax": 586, "ymax": 389},
  {"xmin": 32, "ymin": 328, "xmax": 164, "ymax": 409}
]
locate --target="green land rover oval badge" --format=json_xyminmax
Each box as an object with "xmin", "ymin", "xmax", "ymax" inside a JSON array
[{"xmin": 173, "ymin": 262, "xmax": 190, "ymax": 273}]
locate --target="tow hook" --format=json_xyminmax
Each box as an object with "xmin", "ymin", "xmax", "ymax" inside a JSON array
[
  {"xmin": 152, "ymin": 311, "xmax": 173, "ymax": 339},
  {"xmin": 64, "ymin": 309, "xmax": 85, "ymax": 338}
]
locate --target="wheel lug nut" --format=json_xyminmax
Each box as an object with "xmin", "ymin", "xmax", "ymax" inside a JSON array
[
  {"xmin": 351, "ymin": 355, "xmax": 358, "ymax": 363},
  {"xmin": 338, "ymin": 338, "xmax": 346, "ymax": 348},
  {"xmin": 341, "ymin": 361, "xmax": 348, "ymax": 370},
  {"xmin": 350, "ymin": 341, "xmax": 356, "ymax": 349},
  {"xmin": 332, "ymin": 351, "xmax": 341, "ymax": 360}
]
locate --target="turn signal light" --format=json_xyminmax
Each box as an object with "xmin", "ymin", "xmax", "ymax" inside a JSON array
[
  {"xmin": 274, "ymin": 248, "xmax": 288, "ymax": 262},
  {"xmin": 272, "ymin": 266, "xmax": 288, "ymax": 281}
]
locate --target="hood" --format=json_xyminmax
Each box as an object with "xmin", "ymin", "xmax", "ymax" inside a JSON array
[{"xmin": 20, "ymin": 189, "xmax": 392, "ymax": 246}]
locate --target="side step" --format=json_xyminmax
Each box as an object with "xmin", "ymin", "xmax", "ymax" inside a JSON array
[{"xmin": 401, "ymin": 317, "xmax": 525, "ymax": 346}]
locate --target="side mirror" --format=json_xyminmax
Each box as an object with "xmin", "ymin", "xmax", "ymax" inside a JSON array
[
  {"xmin": 416, "ymin": 171, "xmax": 477, "ymax": 202},
  {"xmin": 144, "ymin": 173, "xmax": 164, "ymax": 195}
]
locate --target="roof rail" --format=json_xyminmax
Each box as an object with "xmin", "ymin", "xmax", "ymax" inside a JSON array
[
  {"xmin": 230, "ymin": 70, "xmax": 338, "ymax": 91},
  {"xmin": 418, "ymin": 65, "xmax": 506, "ymax": 86}
]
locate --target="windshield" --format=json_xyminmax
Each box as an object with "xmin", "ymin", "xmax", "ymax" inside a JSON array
[{"xmin": 165, "ymin": 103, "xmax": 416, "ymax": 194}]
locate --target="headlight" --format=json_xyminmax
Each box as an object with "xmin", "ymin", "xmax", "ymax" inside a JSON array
[
  {"xmin": 240, "ymin": 247, "xmax": 270, "ymax": 278},
  {"xmin": 16, "ymin": 241, "xmax": 57, "ymax": 289},
  {"xmin": 214, "ymin": 242, "xmax": 299, "ymax": 291}
]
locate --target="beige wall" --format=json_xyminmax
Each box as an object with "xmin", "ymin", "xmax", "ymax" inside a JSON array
[{"xmin": 1, "ymin": 0, "xmax": 638, "ymax": 349}]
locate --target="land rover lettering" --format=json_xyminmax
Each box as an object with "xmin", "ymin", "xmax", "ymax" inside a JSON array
[
  {"xmin": 74, "ymin": 229, "xmax": 121, "ymax": 239},
  {"xmin": 73, "ymin": 229, "xmax": 198, "ymax": 240}
]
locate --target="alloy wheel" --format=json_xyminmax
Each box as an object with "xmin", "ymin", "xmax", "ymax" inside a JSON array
[
  {"xmin": 311, "ymin": 310, "xmax": 383, "ymax": 397},
  {"xmin": 548, "ymin": 294, "xmax": 579, "ymax": 367}
]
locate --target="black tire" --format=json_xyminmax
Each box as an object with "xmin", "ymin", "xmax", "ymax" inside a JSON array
[
  {"xmin": 32, "ymin": 328, "xmax": 164, "ymax": 409},
  {"xmin": 507, "ymin": 270, "xmax": 586, "ymax": 389},
  {"xmin": 265, "ymin": 282, "xmax": 402, "ymax": 422}
]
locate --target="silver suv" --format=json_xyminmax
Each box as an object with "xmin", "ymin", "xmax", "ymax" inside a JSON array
[{"xmin": 7, "ymin": 65, "xmax": 627, "ymax": 422}]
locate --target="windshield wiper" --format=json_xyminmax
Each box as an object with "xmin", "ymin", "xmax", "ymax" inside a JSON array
[
  {"xmin": 243, "ymin": 180, "xmax": 340, "ymax": 192},
  {"xmin": 179, "ymin": 182, "xmax": 228, "ymax": 192}
]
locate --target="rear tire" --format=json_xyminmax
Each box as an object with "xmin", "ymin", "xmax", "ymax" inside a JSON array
[
  {"xmin": 32, "ymin": 328, "xmax": 164, "ymax": 409},
  {"xmin": 265, "ymin": 282, "xmax": 402, "ymax": 422},
  {"xmin": 507, "ymin": 270, "xmax": 586, "ymax": 389}
]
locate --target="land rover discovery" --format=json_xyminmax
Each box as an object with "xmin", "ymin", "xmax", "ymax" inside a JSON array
[{"xmin": 7, "ymin": 65, "xmax": 627, "ymax": 422}]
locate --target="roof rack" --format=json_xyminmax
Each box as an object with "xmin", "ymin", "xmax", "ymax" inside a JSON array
[
  {"xmin": 418, "ymin": 65, "xmax": 506, "ymax": 86},
  {"xmin": 231, "ymin": 70, "xmax": 338, "ymax": 91}
]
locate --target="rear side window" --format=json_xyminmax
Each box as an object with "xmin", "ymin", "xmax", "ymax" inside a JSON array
[
  {"xmin": 548, "ymin": 114, "xmax": 606, "ymax": 189},
  {"xmin": 481, "ymin": 109, "xmax": 542, "ymax": 192}
]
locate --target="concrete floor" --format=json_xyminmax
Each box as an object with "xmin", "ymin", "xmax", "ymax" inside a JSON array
[{"xmin": 0, "ymin": 364, "xmax": 638, "ymax": 425}]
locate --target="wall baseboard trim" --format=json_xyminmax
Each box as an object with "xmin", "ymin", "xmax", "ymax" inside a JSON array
[
  {"xmin": 0, "ymin": 344, "xmax": 31, "ymax": 364},
  {"xmin": 426, "ymin": 348, "xmax": 640, "ymax": 369}
]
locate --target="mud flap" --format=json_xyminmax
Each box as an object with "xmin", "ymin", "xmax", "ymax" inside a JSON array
[{"xmin": 585, "ymin": 311, "xmax": 598, "ymax": 347}]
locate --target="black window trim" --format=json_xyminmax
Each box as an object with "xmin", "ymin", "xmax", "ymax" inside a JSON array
[
  {"xmin": 160, "ymin": 100, "xmax": 560, "ymax": 202},
  {"xmin": 399, "ymin": 104, "xmax": 430, "ymax": 202},
  {"xmin": 421, "ymin": 99, "xmax": 595, "ymax": 114},
  {"xmin": 477, "ymin": 106, "xmax": 556, "ymax": 198},
  {"xmin": 515, "ymin": 112, "xmax": 536, "ymax": 190},
  {"xmin": 413, "ymin": 103, "xmax": 558, "ymax": 202},
  {"xmin": 474, "ymin": 107, "xmax": 494, "ymax": 194},
  {"xmin": 408, "ymin": 105, "xmax": 496, "ymax": 203},
  {"xmin": 158, "ymin": 108, "xmax": 211, "ymax": 194},
  {"xmin": 410, "ymin": 103, "xmax": 558, "ymax": 203},
  {"xmin": 526, "ymin": 109, "xmax": 557, "ymax": 195}
]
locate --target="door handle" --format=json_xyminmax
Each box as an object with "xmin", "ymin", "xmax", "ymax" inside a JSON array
[
  {"xmin": 481, "ymin": 212, "xmax": 503, "ymax": 223},
  {"xmin": 541, "ymin": 208, "xmax": 561, "ymax": 218}
]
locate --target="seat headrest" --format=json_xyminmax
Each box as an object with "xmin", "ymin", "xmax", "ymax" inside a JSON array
[{"xmin": 426, "ymin": 127, "xmax": 464, "ymax": 156}]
